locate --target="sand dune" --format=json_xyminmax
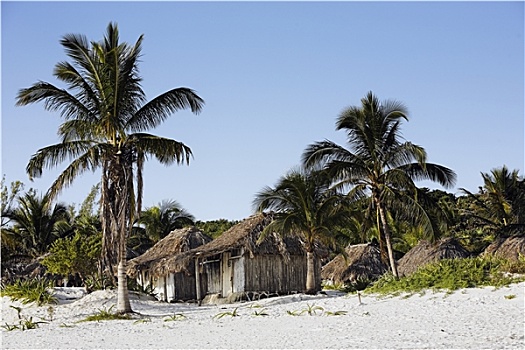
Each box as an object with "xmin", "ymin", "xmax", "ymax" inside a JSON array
[{"xmin": 2, "ymin": 282, "xmax": 524, "ymax": 349}]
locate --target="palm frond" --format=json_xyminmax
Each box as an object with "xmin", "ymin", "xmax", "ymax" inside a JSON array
[
  {"xmin": 127, "ymin": 88, "xmax": 204, "ymax": 132},
  {"xmin": 129, "ymin": 133, "xmax": 193, "ymax": 165}
]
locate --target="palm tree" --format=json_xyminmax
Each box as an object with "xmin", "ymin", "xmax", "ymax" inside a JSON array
[
  {"xmin": 461, "ymin": 166, "xmax": 525, "ymax": 235},
  {"xmin": 253, "ymin": 168, "xmax": 353, "ymax": 294},
  {"xmin": 4, "ymin": 190, "xmax": 71, "ymax": 257},
  {"xmin": 135, "ymin": 199, "xmax": 195, "ymax": 242},
  {"xmin": 302, "ymin": 92, "xmax": 456, "ymax": 277},
  {"xmin": 16, "ymin": 23, "xmax": 204, "ymax": 313}
]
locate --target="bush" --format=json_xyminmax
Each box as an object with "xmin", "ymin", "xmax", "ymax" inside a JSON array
[
  {"xmin": 366, "ymin": 256, "xmax": 525, "ymax": 295},
  {"xmin": 41, "ymin": 232, "xmax": 101, "ymax": 286},
  {"xmin": 1, "ymin": 279, "xmax": 57, "ymax": 306}
]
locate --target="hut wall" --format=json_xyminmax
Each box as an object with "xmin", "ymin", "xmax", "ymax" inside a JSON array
[
  {"xmin": 243, "ymin": 254, "xmax": 308, "ymax": 294},
  {"xmin": 204, "ymin": 260, "xmax": 222, "ymax": 295},
  {"xmin": 232, "ymin": 256, "xmax": 245, "ymax": 293}
]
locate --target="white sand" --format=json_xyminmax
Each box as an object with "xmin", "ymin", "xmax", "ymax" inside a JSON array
[{"xmin": 2, "ymin": 283, "xmax": 524, "ymax": 349}]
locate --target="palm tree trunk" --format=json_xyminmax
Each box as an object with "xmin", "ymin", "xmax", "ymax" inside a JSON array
[
  {"xmin": 373, "ymin": 194, "xmax": 399, "ymax": 278},
  {"xmin": 116, "ymin": 260, "xmax": 131, "ymax": 314},
  {"xmin": 111, "ymin": 153, "xmax": 133, "ymax": 314},
  {"xmin": 305, "ymin": 251, "xmax": 317, "ymax": 294}
]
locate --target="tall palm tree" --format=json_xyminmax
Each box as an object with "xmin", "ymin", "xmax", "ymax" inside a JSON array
[
  {"xmin": 136, "ymin": 199, "xmax": 195, "ymax": 242},
  {"xmin": 4, "ymin": 190, "xmax": 71, "ymax": 257},
  {"xmin": 303, "ymin": 92, "xmax": 456, "ymax": 277},
  {"xmin": 253, "ymin": 168, "xmax": 353, "ymax": 294},
  {"xmin": 16, "ymin": 23, "xmax": 204, "ymax": 313}
]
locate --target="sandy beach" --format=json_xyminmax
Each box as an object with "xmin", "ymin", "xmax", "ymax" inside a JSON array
[{"xmin": 2, "ymin": 282, "xmax": 524, "ymax": 349}]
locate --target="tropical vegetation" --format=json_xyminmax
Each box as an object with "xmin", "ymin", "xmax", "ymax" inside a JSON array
[
  {"xmin": 302, "ymin": 92, "xmax": 457, "ymax": 277},
  {"xmin": 2, "ymin": 22, "xmax": 524, "ymax": 309},
  {"xmin": 253, "ymin": 168, "xmax": 355, "ymax": 293}
]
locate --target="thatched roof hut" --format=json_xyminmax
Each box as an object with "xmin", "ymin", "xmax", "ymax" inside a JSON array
[
  {"xmin": 158, "ymin": 212, "xmax": 309, "ymax": 275},
  {"xmin": 397, "ymin": 238, "xmax": 471, "ymax": 277},
  {"xmin": 127, "ymin": 226, "xmax": 212, "ymax": 278},
  {"xmin": 482, "ymin": 235, "xmax": 525, "ymax": 261},
  {"xmin": 321, "ymin": 243, "xmax": 388, "ymax": 285}
]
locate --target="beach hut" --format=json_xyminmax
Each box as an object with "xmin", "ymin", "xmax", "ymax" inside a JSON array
[
  {"xmin": 164, "ymin": 212, "xmax": 323, "ymax": 303},
  {"xmin": 321, "ymin": 242, "xmax": 388, "ymax": 287},
  {"xmin": 397, "ymin": 237, "xmax": 471, "ymax": 277},
  {"xmin": 126, "ymin": 226, "xmax": 212, "ymax": 302},
  {"xmin": 482, "ymin": 235, "xmax": 525, "ymax": 261}
]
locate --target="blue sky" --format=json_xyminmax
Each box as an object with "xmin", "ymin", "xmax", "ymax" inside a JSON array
[{"xmin": 2, "ymin": 1, "xmax": 524, "ymax": 221}]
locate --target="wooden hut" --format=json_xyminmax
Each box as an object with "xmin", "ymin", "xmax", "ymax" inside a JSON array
[
  {"xmin": 321, "ymin": 243, "xmax": 388, "ymax": 287},
  {"xmin": 127, "ymin": 226, "xmax": 212, "ymax": 302},
  {"xmin": 482, "ymin": 235, "xmax": 525, "ymax": 261},
  {"xmin": 163, "ymin": 212, "xmax": 322, "ymax": 303},
  {"xmin": 397, "ymin": 237, "xmax": 471, "ymax": 277}
]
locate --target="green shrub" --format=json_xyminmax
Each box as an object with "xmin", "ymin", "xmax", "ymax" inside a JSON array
[
  {"xmin": 1, "ymin": 279, "xmax": 57, "ymax": 306},
  {"xmin": 366, "ymin": 256, "xmax": 525, "ymax": 295},
  {"xmin": 41, "ymin": 232, "xmax": 101, "ymax": 286}
]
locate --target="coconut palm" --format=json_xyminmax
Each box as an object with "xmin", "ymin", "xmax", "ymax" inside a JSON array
[
  {"xmin": 4, "ymin": 190, "xmax": 71, "ymax": 257},
  {"xmin": 133, "ymin": 199, "xmax": 194, "ymax": 248},
  {"xmin": 15, "ymin": 23, "xmax": 204, "ymax": 313},
  {"xmin": 253, "ymin": 168, "xmax": 354, "ymax": 294},
  {"xmin": 302, "ymin": 92, "xmax": 456, "ymax": 277},
  {"xmin": 461, "ymin": 166, "xmax": 525, "ymax": 235}
]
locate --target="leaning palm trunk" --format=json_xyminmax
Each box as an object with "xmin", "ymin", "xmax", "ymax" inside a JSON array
[
  {"xmin": 375, "ymin": 198, "xmax": 399, "ymax": 278},
  {"xmin": 305, "ymin": 251, "xmax": 317, "ymax": 294}
]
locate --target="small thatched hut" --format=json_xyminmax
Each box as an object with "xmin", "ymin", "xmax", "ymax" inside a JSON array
[
  {"xmin": 397, "ymin": 237, "xmax": 471, "ymax": 277},
  {"xmin": 321, "ymin": 243, "xmax": 388, "ymax": 287},
  {"xmin": 162, "ymin": 212, "xmax": 323, "ymax": 303},
  {"xmin": 482, "ymin": 235, "xmax": 525, "ymax": 261},
  {"xmin": 127, "ymin": 226, "xmax": 212, "ymax": 302}
]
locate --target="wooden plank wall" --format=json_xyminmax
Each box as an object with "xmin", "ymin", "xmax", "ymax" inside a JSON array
[{"xmin": 243, "ymin": 255, "xmax": 309, "ymax": 293}]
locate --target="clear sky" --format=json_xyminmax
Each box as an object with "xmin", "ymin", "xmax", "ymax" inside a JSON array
[{"xmin": 1, "ymin": 1, "xmax": 524, "ymax": 221}]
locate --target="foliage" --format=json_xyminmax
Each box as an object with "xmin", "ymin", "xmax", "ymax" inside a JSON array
[
  {"xmin": 365, "ymin": 256, "xmax": 525, "ymax": 295},
  {"xmin": 1, "ymin": 309, "xmax": 47, "ymax": 332},
  {"xmin": 41, "ymin": 232, "xmax": 101, "ymax": 285},
  {"xmin": 302, "ymin": 303, "xmax": 324, "ymax": 316},
  {"xmin": 459, "ymin": 166, "xmax": 525, "ymax": 241},
  {"xmin": 3, "ymin": 190, "xmax": 71, "ymax": 257},
  {"xmin": 16, "ymin": 22, "xmax": 204, "ymax": 313},
  {"xmin": 324, "ymin": 310, "xmax": 348, "ymax": 316},
  {"xmin": 251, "ymin": 308, "xmax": 269, "ymax": 316},
  {"xmin": 79, "ymin": 305, "xmax": 132, "ymax": 322},
  {"xmin": 254, "ymin": 167, "xmax": 354, "ymax": 293},
  {"xmin": 0, "ymin": 279, "xmax": 57, "ymax": 306},
  {"xmin": 213, "ymin": 307, "xmax": 240, "ymax": 319},
  {"xmin": 163, "ymin": 313, "xmax": 186, "ymax": 321},
  {"xmin": 136, "ymin": 200, "xmax": 195, "ymax": 242},
  {"xmin": 195, "ymin": 219, "xmax": 239, "ymax": 239},
  {"xmin": 302, "ymin": 92, "xmax": 457, "ymax": 277},
  {"xmin": 1, "ymin": 177, "xmax": 24, "ymax": 258}
]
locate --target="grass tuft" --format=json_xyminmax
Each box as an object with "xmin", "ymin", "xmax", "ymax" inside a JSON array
[{"xmin": 79, "ymin": 305, "xmax": 132, "ymax": 322}]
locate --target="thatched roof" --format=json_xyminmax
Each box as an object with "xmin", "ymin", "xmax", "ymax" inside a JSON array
[
  {"xmin": 397, "ymin": 238, "xmax": 471, "ymax": 277},
  {"xmin": 321, "ymin": 243, "xmax": 388, "ymax": 285},
  {"xmin": 149, "ymin": 212, "xmax": 311, "ymax": 277},
  {"xmin": 482, "ymin": 235, "xmax": 525, "ymax": 261},
  {"xmin": 127, "ymin": 226, "xmax": 212, "ymax": 277},
  {"xmin": 193, "ymin": 212, "xmax": 306, "ymax": 258}
]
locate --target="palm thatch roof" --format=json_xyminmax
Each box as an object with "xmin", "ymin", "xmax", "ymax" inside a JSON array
[
  {"xmin": 193, "ymin": 212, "xmax": 307, "ymax": 258},
  {"xmin": 482, "ymin": 235, "xmax": 525, "ymax": 261},
  {"xmin": 397, "ymin": 237, "xmax": 471, "ymax": 277},
  {"xmin": 127, "ymin": 226, "xmax": 212, "ymax": 278},
  {"xmin": 147, "ymin": 212, "xmax": 313, "ymax": 277},
  {"xmin": 321, "ymin": 243, "xmax": 388, "ymax": 285}
]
